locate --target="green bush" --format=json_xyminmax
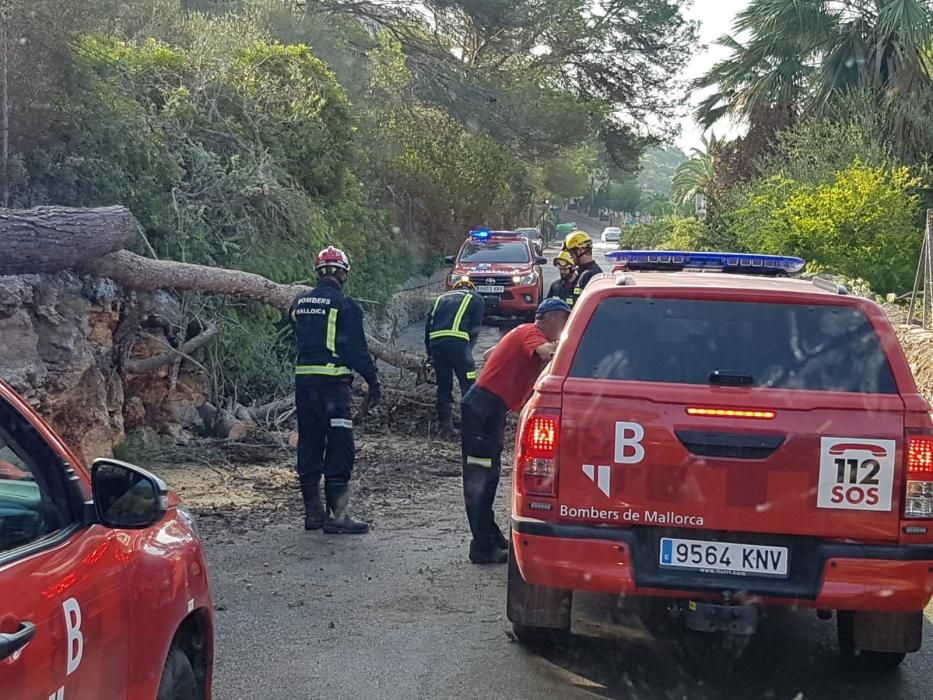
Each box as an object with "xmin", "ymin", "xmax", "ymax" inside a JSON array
[
  {"xmin": 625, "ymin": 216, "xmax": 735, "ymax": 252},
  {"xmin": 728, "ymin": 163, "xmax": 921, "ymax": 294}
]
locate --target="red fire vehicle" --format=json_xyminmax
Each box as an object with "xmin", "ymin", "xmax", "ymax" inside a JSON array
[
  {"xmin": 0, "ymin": 379, "xmax": 213, "ymax": 699},
  {"xmin": 509, "ymin": 251, "xmax": 933, "ymax": 669},
  {"xmin": 445, "ymin": 229, "xmax": 547, "ymax": 320}
]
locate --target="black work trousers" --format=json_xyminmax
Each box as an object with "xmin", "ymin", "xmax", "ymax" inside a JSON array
[
  {"xmin": 460, "ymin": 386, "xmax": 509, "ymax": 553},
  {"xmin": 295, "ymin": 377, "xmax": 355, "ymax": 487},
  {"xmin": 430, "ymin": 339, "xmax": 477, "ymax": 423}
]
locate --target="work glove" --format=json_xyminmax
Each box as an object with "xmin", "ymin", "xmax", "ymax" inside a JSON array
[{"xmin": 367, "ymin": 382, "xmax": 382, "ymax": 409}]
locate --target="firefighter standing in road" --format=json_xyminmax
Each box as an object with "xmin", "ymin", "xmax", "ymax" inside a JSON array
[
  {"xmin": 425, "ymin": 279, "xmax": 485, "ymax": 440},
  {"xmin": 547, "ymin": 251, "xmax": 578, "ymax": 307},
  {"xmin": 290, "ymin": 246, "xmax": 381, "ymax": 535},
  {"xmin": 460, "ymin": 298, "xmax": 571, "ymax": 564},
  {"xmin": 564, "ymin": 230, "xmax": 603, "ymax": 302}
]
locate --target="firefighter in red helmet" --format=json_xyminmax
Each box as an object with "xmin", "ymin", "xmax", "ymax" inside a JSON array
[{"xmin": 289, "ymin": 246, "xmax": 380, "ymax": 534}]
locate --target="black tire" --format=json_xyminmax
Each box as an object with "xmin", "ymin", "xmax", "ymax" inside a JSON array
[
  {"xmin": 836, "ymin": 612, "xmax": 907, "ymax": 670},
  {"xmin": 157, "ymin": 645, "xmax": 198, "ymax": 700},
  {"xmin": 507, "ymin": 547, "xmax": 571, "ymax": 647}
]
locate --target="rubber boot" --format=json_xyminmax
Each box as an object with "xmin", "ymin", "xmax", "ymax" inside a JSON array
[
  {"xmin": 469, "ymin": 539, "xmax": 508, "ymax": 564},
  {"xmin": 437, "ymin": 416, "xmax": 457, "ymax": 442},
  {"xmin": 323, "ymin": 481, "xmax": 369, "ymax": 534},
  {"xmin": 300, "ymin": 479, "xmax": 325, "ymax": 531}
]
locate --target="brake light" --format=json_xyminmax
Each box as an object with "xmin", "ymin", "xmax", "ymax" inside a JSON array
[
  {"xmin": 518, "ymin": 412, "xmax": 559, "ymax": 497},
  {"xmin": 905, "ymin": 435, "xmax": 933, "ymax": 518},
  {"xmin": 686, "ymin": 407, "xmax": 776, "ymax": 420}
]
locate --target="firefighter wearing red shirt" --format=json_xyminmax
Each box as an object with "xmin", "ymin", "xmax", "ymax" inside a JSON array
[{"xmin": 460, "ymin": 297, "xmax": 572, "ymax": 564}]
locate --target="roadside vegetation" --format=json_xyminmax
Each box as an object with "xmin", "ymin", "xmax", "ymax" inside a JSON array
[{"xmin": 0, "ymin": 0, "xmax": 695, "ymax": 402}]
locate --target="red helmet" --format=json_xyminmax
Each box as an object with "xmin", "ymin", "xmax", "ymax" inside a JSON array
[{"xmin": 315, "ymin": 246, "xmax": 351, "ymax": 272}]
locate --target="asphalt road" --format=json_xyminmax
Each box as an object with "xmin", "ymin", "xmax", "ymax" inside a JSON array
[
  {"xmin": 198, "ymin": 220, "xmax": 933, "ymax": 699},
  {"xmin": 202, "ymin": 466, "xmax": 933, "ymax": 700}
]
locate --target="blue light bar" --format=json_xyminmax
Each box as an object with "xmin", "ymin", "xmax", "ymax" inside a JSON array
[
  {"xmin": 605, "ymin": 250, "xmax": 806, "ymax": 275},
  {"xmin": 469, "ymin": 227, "xmax": 491, "ymax": 239}
]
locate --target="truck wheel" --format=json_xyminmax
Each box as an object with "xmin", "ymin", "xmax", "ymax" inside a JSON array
[
  {"xmin": 837, "ymin": 612, "xmax": 907, "ymax": 670},
  {"xmin": 507, "ymin": 546, "xmax": 571, "ymax": 646},
  {"xmin": 157, "ymin": 645, "xmax": 199, "ymax": 700}
]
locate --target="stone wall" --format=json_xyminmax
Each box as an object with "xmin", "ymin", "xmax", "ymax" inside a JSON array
[{"xmin": 0, "ymin": 273, "xmax": 202, "ymax": 461}]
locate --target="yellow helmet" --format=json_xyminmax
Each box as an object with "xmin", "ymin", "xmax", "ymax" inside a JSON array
[
  {"xmin": 563, "ymin": 230, "xmax": 593, "ymax": 251},
  {"xmin": 553, "ymin": 251, "xmax": 575, "ymax": 268},
  {"xmin": 453, "ymin": 278, "xmax": 476, "ymax": 290}
]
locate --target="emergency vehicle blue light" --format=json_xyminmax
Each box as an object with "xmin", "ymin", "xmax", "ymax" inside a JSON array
[
  {"xmin": 469, "ymin": 227, "xmax": 491, "ymax": 239},
  {"xmin": 605, "ymin": 250, "xmax": 806, "ymax": 275}
]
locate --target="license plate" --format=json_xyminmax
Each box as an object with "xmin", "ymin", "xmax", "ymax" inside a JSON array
[
  {"xmin": 659, "ymin": 538, "xmax": 789, "ymax": 578},
  {"xmin": 477, "ymin": 285, "xmax": 504, "ymax": 294}
]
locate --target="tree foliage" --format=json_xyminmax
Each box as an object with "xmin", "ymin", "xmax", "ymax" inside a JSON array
[
  {"xmin": 696, "ymin": 0, "xmax": 933, "ymax": 159},
  {"xmin": 727, "ymin": 163, "xmax": 921, "ymax": 293},
  {"xmin": 306, "ymin": 0, "xmax": 698, "ymax": 163}
]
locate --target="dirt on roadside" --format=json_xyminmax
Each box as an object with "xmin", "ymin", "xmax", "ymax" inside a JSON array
[{"xmin": 152, "ymin": 424, "xmax": 514, "ymax": 540}]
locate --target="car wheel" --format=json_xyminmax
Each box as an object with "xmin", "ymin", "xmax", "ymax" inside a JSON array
[
  {"xmin": 507, "ymin": 547, "xmax": 571, "ymax": 646},
  {"xmin": 836, "ymin": 612, "xmax": 907, "ymax": 670},
  {"xmin": 157, "ymin": 645, "xmax": 199, "ymax": 700}
]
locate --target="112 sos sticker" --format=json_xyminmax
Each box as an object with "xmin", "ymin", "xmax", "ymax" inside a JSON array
[{"xmin": 817, "ymin": 437, "xmax": 896, "ymax": 511}]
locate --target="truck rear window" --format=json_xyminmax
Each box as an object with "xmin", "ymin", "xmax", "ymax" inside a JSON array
[{"xmin": 569, "ymin": 298, "xmax": 897, "ymax": 394}]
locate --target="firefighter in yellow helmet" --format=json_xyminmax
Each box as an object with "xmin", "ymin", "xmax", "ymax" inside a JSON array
[
  {"xmin": 563, "ymin": 230, "xmax": 602, "ymax": 302},
  {"xmin": 547, "ymin": 251, "xmax": 577, "ymax": 307}
]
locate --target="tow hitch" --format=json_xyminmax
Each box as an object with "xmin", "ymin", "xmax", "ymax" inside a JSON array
[{"xmin": 681, "ymin": 600, "xmax": 758, "ymax": 635}]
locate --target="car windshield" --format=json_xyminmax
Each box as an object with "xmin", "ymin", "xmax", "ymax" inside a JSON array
[
  {"xmin": 570, "ymin": 297, "xmax": 897, "ymax": 393},
  {"xmin": 459, "ymin": 241, "xmax": 530, "ymax": 264}
]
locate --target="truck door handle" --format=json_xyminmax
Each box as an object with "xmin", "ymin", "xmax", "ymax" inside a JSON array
[{"xmin": 0, "ymin": 621, "xmax": 36, "ymax": 661}]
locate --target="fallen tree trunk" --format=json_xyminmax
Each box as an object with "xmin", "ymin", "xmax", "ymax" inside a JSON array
[
  {"xmin": 84, "ymin": 251, "xmax": 426, "ymax": 373},
  {"xmin": 0, "ymin": 206, "xmax": 139, "ymax": 274},
  {"xmin": 0, "ymin": 206, "xmax": 426, "ymax": 374}
]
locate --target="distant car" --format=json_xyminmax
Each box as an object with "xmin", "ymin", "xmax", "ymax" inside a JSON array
[
  {"xmin": 0, "ymin": 379, "xmax": 214, "ymax": 699},
  {"xmin": 445, "ymin": 229, "xmax": 547, "ymax": 320},
  {"xmin": 514, "ymin": 228, "xmax": 544, "ymax": 255},
  {"xmin": 601, "ymin": 226, "xmax": 622, "ymax": 243}
]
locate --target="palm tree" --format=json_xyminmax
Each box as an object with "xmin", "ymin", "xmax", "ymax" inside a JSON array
[
  {"xmin": 696, "ymin": 0, "xmax": 933, "ymax": 130},
  {"xmin": 670, "ymin": 134, "xmax": 719, "ymax": 214}
]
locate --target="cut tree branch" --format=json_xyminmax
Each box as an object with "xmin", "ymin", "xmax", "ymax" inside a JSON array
[{"xmin": 124, "ymin": 323, "xmax": 219, "ymax": 375}]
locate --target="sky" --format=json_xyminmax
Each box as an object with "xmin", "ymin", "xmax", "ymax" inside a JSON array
[{"xmin": 677, "ymin": 0, "xmax": 751, "ymax": 153}]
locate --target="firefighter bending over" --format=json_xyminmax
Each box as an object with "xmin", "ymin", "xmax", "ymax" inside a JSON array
[{"xmin": 460, "ymin": 298, "xmax": 571, "ymax": 564}]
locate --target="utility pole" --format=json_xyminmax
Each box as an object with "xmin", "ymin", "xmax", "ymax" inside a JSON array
[{"xmin": 0, "ymin": 8, "xmax": 9, "ymax": 208}]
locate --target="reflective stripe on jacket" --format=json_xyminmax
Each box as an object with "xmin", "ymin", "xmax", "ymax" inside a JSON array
[
  {"xmin": 289, "ymin": 277, "xmax": 378, "ymax": 383},
  {"xmin": 425, "ymin": 289, "xmax": 484, "ymax": 351}
]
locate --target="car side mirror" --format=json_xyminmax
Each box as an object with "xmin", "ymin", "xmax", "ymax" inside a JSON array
[
  {"xmin": 535, "ymin": 256, "xmax": 547, "ymax": 266},
  {"xmin": 90, "ymin": 459, "xmax": 168, "ymax": 529},
  {"xmin": 444, "ymin": 255, "xmax": 456, "ymax": 265}
]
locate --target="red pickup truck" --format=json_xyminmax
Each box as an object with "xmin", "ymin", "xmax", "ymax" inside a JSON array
[
  {"xmin": 508, "ymin": 251, "xmax": 933, "ymax": 669},
  {"xmin": 0, "ymin": 379, "xmax": 214, "ymax": 699}
]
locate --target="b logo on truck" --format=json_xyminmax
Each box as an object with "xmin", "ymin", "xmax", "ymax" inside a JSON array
[{"xmin": 817, "ymin": 437, "xmax": 896, "ymax": 511}]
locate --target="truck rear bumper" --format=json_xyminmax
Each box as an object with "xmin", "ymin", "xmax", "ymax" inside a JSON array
[{"xmin": 512, "ymin": 518, "xmax": 933, "ymax": 611}]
